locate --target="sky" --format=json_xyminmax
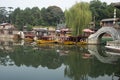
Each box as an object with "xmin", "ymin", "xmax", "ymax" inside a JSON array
[{"xmin": 0, "ymin": 0, "xmax": 120, "ymax": 11}]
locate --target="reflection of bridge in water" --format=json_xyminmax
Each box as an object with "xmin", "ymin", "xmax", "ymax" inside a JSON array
[{"xmin": 87, "ymin": 45, "xmax": 120, "ymax": 64}]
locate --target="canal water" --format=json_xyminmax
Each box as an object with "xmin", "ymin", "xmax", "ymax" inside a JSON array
[{"xmin": 0, "ymin": 40, "xmax": 120, "ymax": 80}]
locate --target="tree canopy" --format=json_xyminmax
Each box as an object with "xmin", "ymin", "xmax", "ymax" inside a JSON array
[
  {"xmin": 0, "ymin": 0, "xmax": 120, "ymax": 31},
  {"xmin": 0, "ymin": 7, "xmax": 8, "ymax": 23},
  {"xmin": 0, "ymin": 6, "xmax": 64, "ymax": 30},
  {"xmin": 65, "ymin": 2, "xmax": 92, "ymax": 36},
  {"xmin": 90, "ymin": 0, "xmax": 120, "ymax": 29}
]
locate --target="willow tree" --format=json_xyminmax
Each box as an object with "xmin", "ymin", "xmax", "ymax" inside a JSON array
[{"xmin": 65, "ymin": 2, "xmax": 92, "ymax": 36}]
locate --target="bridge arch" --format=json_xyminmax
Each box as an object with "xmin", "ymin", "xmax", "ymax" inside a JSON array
[{"xmin": 88, "ymin": 27, "xmax": 120, "ymax": 44}]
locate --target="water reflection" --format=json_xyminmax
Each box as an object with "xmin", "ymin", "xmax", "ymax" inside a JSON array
[
  {"xmin": 0, "ymin": 40, "xmax": 120, "ymax": 80},
  {"xmin": 88, "ymin": 45, "xmax": 120, "ymax": 64}
]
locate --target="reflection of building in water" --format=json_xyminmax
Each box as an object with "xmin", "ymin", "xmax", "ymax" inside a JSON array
[
  {"xmin": 0, "ymin": 38, "xmax": 25, "ymax": 51},
  {"xmin": 0, "ymin": 39, "xmax": 13, "ymax": 51}
]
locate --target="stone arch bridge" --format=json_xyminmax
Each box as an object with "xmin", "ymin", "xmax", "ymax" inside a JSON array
[{"xmin": 88, "ymin": 26, "xmax": 120, "ymax": 44}]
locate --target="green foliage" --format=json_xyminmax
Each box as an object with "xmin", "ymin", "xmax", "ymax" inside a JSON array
[
  {"xmin": 11, "ymin": 6, "xmax": 64, "ymax": 30},
  {"xmin": 41, "ymin": 6, "xmax": 64, "ymax": 26},
  {"xmin": 65, "ymin": 2, "xmax": 92, "ymax": 36},
  {"xmin": 31, "ymin": 7, "xmax": 41, "ymax": 26},
  {"xmin": 0, "ymin": 7, "xmax": 8, "ymax": 23},
  {"xmin": 26, "ymin": 24, "xmax": 33, "ymax": 31},
  {"xmin": 1, "ymin": 0, "xmax": 120, "ymax": 31},
  {"xmin": 90, "ymin": 0, "xmax": 120, "ymax": 29}
]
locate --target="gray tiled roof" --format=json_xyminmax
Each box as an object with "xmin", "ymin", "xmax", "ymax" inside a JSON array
[{"xmin": 111, "ymin": 2, "xmax": 120, "ymax": 9}]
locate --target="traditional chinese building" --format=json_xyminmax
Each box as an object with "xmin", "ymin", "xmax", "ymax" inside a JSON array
[
  {"xmin": 100, "ymin": 18, "xmax": 120, "ymax": 27},
  {"xmin": 0, "ymin": 23, "xmax": 18, "ymax": 38}
]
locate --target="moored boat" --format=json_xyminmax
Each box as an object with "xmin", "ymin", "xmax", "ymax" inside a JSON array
[
  {"xmin": 24, "ymin": 37, "xmax": 34, "ymax": 42},
  {"xmin": 62, "ymin": 41, "xmax": 75, "ymax": 45},
  {"xmin": 36, "ymin": 39, "xmax": 57, "ymax": 44}
]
